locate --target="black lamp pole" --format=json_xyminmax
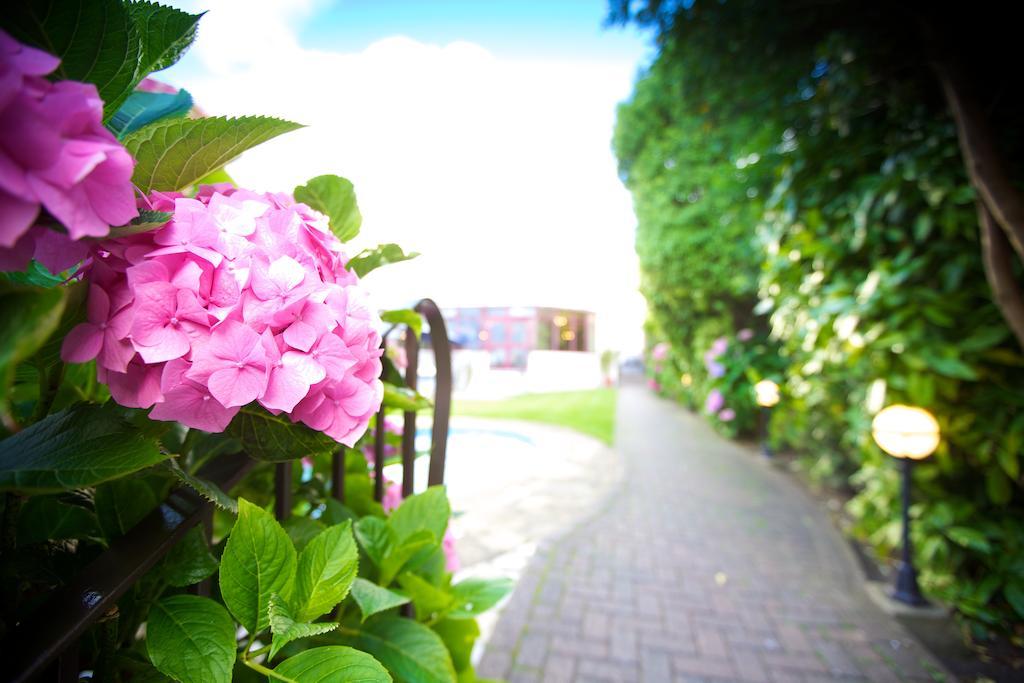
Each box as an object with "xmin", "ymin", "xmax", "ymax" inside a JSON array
[{"xmin": 891, "ymin": 457, "xmax": 927, "ymax": 605}]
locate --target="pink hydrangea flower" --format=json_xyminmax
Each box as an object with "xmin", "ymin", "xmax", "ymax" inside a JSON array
[
  {"xmin": 718, "ymin": 408, "xmax": 736, "ymax": 421},
  {"xmin": 737, "ymin": 328, "xmax": 754, "ymax": 342},
  {"xmin": 651, "ymin": 342, "xmax": 670, "ymax": 361},
  {"xmin": 61, "ymin": 186, "xmax": 383, "ymax": 444},
  {"xmin": 0, "ymin": 30, "xmax": 137, "ymax": 268},
  {"xmin": 709, "ymin": 337, "xmax": 729, "ymax": 357},
  {"xmin": 705, "ymin": 389, "xmax": 725, "ymax": 414}
]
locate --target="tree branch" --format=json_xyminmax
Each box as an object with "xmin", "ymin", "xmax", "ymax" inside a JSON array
[
  {"xmin": 979, "ymin": 204, "xmax": 1024, "ymax": 350},
  {"xmin": 934, "ymin": 59, "xmax": 1024, "ymax": 262}
]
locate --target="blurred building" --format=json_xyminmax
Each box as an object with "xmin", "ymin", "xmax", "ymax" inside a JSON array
[{"xmin": 442, "ymin": 306, "xmax": 595, "ymax": 369}]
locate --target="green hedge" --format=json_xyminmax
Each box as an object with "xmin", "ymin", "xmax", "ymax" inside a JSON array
[{"xmin": 612, "ymin": 0, "xmax": 1024, "ymax": 641}]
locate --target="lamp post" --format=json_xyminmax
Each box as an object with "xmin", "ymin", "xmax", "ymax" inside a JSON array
[
  {"xmin": 871, "ymin": 404, "xmax": 940, "ymax": 606},
  {"xmin": 754, "ymin": 380, "xmax": 779, "ymax": 457}
]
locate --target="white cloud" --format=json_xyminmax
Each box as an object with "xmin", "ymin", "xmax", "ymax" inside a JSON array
[{"xmin": 164, "ymin": 1, "xmax": 647, "ymax": 353}]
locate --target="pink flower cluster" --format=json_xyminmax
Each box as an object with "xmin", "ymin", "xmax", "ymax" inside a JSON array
[
  {"xmin": 704, "ymin": 336, "xmax": 728, "ymax": 379},
  {"xmin": 651, "ymin": 342, "xmax": 670, "ymax": 362},
  {"xmin": 60, "ymin": 185, "xmax": 383, "ymax": 446},
  {"xmin": 0, "ymin": 31, "xmax": 137, "ymax": 272}
]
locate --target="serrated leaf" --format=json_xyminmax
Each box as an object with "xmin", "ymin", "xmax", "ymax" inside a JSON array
[
  {"xmin": 350, "ymin": 577, "xmax": 410, "ymax": 622},
  {"xmin": 448, "ymin": 577, "xmax": 514, "ymax": 619},
  {"xmin": 147, "ymin": 594, "xmax": 235, "ymax": 683},
  {"xmin": 381, "ymin": 309, "xmax": 423, "ymax": 338},
  {"xmin": 343, "ymin": 617, "xmax": 456, "ymax": 683},
  {"xmin": 274, "ymin": 646, "xmax": 392, "ymax": 683},
  {"xmin": 355, "ymin": 516, "xmax": 395, "ymax": 569},
  {"xmin": 268, "ymin": 594, "xmax": 339, "ymax": 660},
  {"xmin": 219, "ymin": 498, "xmax": 296, "ymax": 633},
  {"xmin": 109, "ymin": 90, "xmax": 193, "ymax": 139},
  {"xmin": 294, "ymin": 175, "xmax": 362, "ymax": 243},
  {"xmin": 347, "ymin": 244, "xmax": 419, "ymax": 278},
  {"xmin": 107, "ymin": 210, "xmax": 174, "ymax": 238},
  {"xmin": 124, "ymin": 116, "xmax": 302, "ymax": 193},
  {"xmin": 129, "ymin": 1, "xmax": 203, "ymax": 73},
  {"xmin": 16, "ymin": 495, "xmax": 99, "ymax": 545},
  {"xmin": 294, "ymin": 520, "xmax": 359, "ymax": 622},
  {"xmin": 389, "ymin": 487, "xmax": 449, "ymax": 545},
  {"xmin": 0, "ymin": 403, "xmax": 166, "ymax": 493},
  {"xmin": 159, "ymin": 525, "xmax": 218, "ymax": 587},
  {"xmin": 2, "ymin": 0, "xmax": 141, "ymax": 119},
  {"xmin": 383, "ymin": 384, "xmax": 432, "ymax": 412},
  {"xmin": 166, "ymin": 459, "xmax": 237, "ymax": 513},
  {"xmin": 397, "ymin": 572, "xmax": 454, "ymax": 617},
  {"xmin": 226, "ymin": 405, "xmax": 339, "ymax": 462}
]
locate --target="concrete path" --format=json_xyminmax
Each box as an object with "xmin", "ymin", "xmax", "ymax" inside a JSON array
[{"xmin": 476, "ymin": 383, "xmax": 951, "ymax": 682}]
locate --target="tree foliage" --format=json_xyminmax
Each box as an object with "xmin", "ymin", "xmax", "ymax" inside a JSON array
[{"xmin": 613, "ymin": 0, "xmax": 1024, "ymax": 641}]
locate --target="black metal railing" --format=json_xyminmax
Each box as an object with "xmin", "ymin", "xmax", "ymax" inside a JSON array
[{"xmin": 5, "ymin": 298, "xmax": 453, "ymax": 683}]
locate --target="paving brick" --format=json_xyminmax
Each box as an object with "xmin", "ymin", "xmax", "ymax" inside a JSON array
[{"xmin": 474, "ymin": 385, "xmax": 952, "ymax": 683}]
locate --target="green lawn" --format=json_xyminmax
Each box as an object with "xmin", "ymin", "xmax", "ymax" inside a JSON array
[{"xmin": 454, "ymin": 388, "xmax": 617, "ymax": 445}]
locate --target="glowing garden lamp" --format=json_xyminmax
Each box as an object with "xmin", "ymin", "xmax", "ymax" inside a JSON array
[
  {"xmin": 871, "ymin": 404, "xmax": 940, "ymax": 606},
  {"xmin": 754, "ymin": 380, "xmax": 779, "ymax": 457}
]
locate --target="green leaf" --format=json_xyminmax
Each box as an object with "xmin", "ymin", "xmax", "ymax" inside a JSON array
[
  {"xmin": 273, "ymin": 646, "xmax": 392, "ymax": 683},
  {"xmin": 2, "ymin": 0, "xmax": 141, "ymax": 119},
  {"xmin": 0, "ymin": 260, "xmax": 64, "ymax": 288},
  {"xmin": 918, "ymin": 350, "xmax": 978, "ymax": 381},
  {"xmin": 379, "ymin": 531, "xmax": 435, "ymax": 587},
  {"xmin": 267, "ymin": 594, "xmax": 338, "ymax": 660},
  {"xmin": 448, "ymin": 577, "xmax": 514, "ymax": 619},
  {"xmin": 294, "ymin": 521, "xmax": 359, "ymax": 622},
  {"xmin": 226, "ymin": 405, "xmax": 339, "ymax": 462},
  {"xmin": 194, "ymin": 167, "xmax": 236, "ymax": 186},
  {"xmin": 294, "ymin": 175, "xmax": 362, "ymax": 243},
  {"xmin": 159, "ymin": 525, "xmax": 218, "ymax": 587},
  {"xmin": 945, "ymin": 526, "xmax": 992, "ymax": 553},
  {"xmin": 355, "ymin": 516, "xmax": 395, "ymax": 569},
  {"xmin": 0, "ymin": 403, "xmax": 166, "ymax": 493},
  {"xmin": 431, "ymin": 619, "xmax": 479, "ymax": 673},
  {"xmin": 397, "ymin": 572, "xmax": 455, "ymax": 617},
  {"xmin": 128, "ymin": 1, "xmax": 203, "ymax": 74},
  {"xmin": 344, "ymin": 617, "xmax": 456, "ymax": 683},
  {"xmin": 1004, "ymin": 581, "xmax": 1024, "ymax": 619},
  {"xmin": 94, "ymin": 476, "xmax": 163, "ymax": 540},
  {"xmin": 147, "ymin": 595, "xmax": 235, "ymax": 683},
  {"xmin": 0, "ymin": 283, "xmax": 67, "ymax": 424},
  {"xmin": 383, "ymin": 384, "xmax": 432, "ymax": 412},
  {"xmin": 16, "ymin": 495, "xmax": 99, "ymax": 545},
  {"xmin": 389, "ymin": 487, "xmax": 450, "ymax": 544},
  {"xmin": 124, "ymin": 116, "xmax": 302, "ymax": 193},
  {"xmin": 219, "ymin": 498, "xmax": 297, "ymax": 633},
  {"xmin": 350, "ymin": 577, "xmax": 410, "ymax": 622},
  {"xmin": 166, "ymin": 459, "xmax": 237, "ymax": 513},
  {"xmin": 381, "ymin": 310, "xmax": 423, "ymax": 338},
  {"xmin": 109, "ymin": 90, "xmax": 193, "ymax": 139},
  {"xmin": 283, "ymin": 516, "xmax": 325, "ymax": 553},
  {"xmin": 108, "ymin": 210, "xmax": 174, "ymax": 238},
  {"xmin": 347, "ymin": 244, "xmax": 419, "ymax": 278}
]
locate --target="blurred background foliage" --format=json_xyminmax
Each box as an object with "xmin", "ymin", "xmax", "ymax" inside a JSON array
[{"xmin": 611, "ymin": 0, "xmax": 1024, "ymax": 644}]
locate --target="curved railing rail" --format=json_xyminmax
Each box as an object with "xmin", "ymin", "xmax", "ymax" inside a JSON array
[{"xmin": 4, "ymin": 298, "xmax": 452, "ymax": 682}]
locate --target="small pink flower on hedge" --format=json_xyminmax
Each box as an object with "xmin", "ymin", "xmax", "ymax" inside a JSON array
[
  {"xmin": 0, "ymin": 30, "xmax": 137, "ymax": 267},
  {"xmin": 737, "ymin": 328, "xmax": 754, "ymax": 341},
  {"xmin": 705, "ymin": 388, "xmax": 724, "ymax": 414},
  {"xmin": 718, "ymin": 408, "xmax": 736, "ymax": 421},
  {"xmin": 61, "ymin": 186, "xmax": 383, "ymax": 446},
  {"xmin": 651, "ymin": 342, "xmax": 670, "ymax": 361}
]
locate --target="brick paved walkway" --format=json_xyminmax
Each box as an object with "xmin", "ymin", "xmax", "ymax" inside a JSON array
[{"xmin": 476, "ymin": 383, "xmax": 951, "ymax": 682}]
